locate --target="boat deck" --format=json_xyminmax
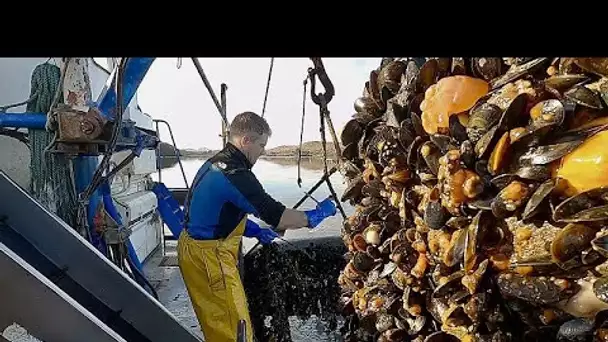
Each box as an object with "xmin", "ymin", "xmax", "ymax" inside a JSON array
[
  {"xmin": 143, "ymin": 241, "xmax": 204, "ymax": 340},
  {"xmin": 143, "ymin": 225, "xmax": 348, "ymax": 342}
]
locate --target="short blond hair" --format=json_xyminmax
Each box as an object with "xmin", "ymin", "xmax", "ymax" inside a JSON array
[{"xmin": 229, "ymin": 111, "xmax": 272, "ymax": 140}]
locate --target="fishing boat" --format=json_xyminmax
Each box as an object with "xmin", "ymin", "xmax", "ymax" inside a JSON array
[{"xmin": 0, "ymin": 57, "xmax": 347, "ymax": 342}]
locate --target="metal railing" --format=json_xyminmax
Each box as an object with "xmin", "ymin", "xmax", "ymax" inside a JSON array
[
  {"xmin": 154, "ymin": 119, "xmax": 189, "ymax": 249},
  {"xmin": 154, "ymin": 119, "xmax": 189, "ymax": 189}
]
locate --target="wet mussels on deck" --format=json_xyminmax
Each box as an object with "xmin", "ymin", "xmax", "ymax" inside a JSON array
[{"xmin": 337, "ymin": 57, "xmax": 608, "ymax": 341}]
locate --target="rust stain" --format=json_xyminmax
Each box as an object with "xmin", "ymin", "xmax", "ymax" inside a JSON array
[{"xmin": 66, "ymin": 90, "xmax": 79, "ymax": 106}]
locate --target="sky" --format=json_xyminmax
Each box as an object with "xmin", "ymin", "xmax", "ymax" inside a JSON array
[{"xmin": 136, "ymin": 58, "xmax": 381, "ymax": 150}]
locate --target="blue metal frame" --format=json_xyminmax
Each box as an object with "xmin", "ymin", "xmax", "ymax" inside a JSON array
[
  {"xmin": 0, "ymin": 113, "xmax": 47, "ymax": 129},
  {"xmin": 0, "ymin": 58, "xmax": 159, "ymax": 267},
  {"xmin": 96, "ymin": 58, "xmax": 156, "ymax": 122}
]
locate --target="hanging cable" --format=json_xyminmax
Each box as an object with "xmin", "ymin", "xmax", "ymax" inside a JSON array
[
  {"xmin": 297, "ymin": 74, "xmax": 309, "ymax": 188},
  {"xmin": 261, "ymin": 57, "xmax": 274, "ymax": 118}
]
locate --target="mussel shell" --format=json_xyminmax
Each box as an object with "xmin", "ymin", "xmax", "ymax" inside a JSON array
[
  {"xmin": 573, "ymin": 57, "xmax": 608, "ymax": 78},
  {"xmin": 467, "ymin": 195, "xmax": 494, "ymax": 211},
  {"xmin": 429, "ymin": 134, "xmax": 458, "ymax": 154},
  {"xmin": 522, "ymin": 178, "xmax": 555, "ymax": 220},
  {"xmin": 354, "ymin": 96, "xmax": 383, "ymax": 116},
  {"xmin": 433, "ymin": 270, "xmax": 466, "ymax": 298},
  {"xmin": 377, "ymin": 60, "xmax": 407, "ymax": 95},
  {"xmin": 475, "ymin": 125, "xmax": 500, "ymax": 158},
  {"xmin": 545, "ymin": 74, "xmax": 590, "ymax": 92},
  {"xmin": 559, "ymin": 58, "xmax": 584, "ymax": 75},
  {"xmin": 424, "ymin": 331, "xmax": 459, "ymax": 342},
  {"xmin": 592, "ymin": 234, "xmax": 608, "ymax": 258},
  {"xmin": 467, "ymin": 103, "xmax": 503, "ymax": 143},
  {"xmin": 379, "ymin": 261, "xmax": 397, "ymax": 278},
  {"xmin": 402, "ymin": 59, "xmax": 420, "ymax": 91},
  {"xmin": 491, "ymin": 180, "xmax": 533, "ymax": 218},
  {"xmin": 490, "ymin": 174, "xmax": 521, "ymax": 189},
  {"xmin": 459, "ymin": 140, "xmax": 476, "ymax": 169},
  {"xmin": 381, "ymin": 328, "xmax": 407, "ymax": 341},
  {"xmin": 558, "ymin": 204, "xmax": 608, "ymax": 223},
  {"xmin": 601, "ymin": 81, "xmax": 608, "ymax": 108},
  {"xmin": 383, "ymin": 100, "xmax": 408, "ymax": 128},
  {"xmin": 407, "ymin": 315, "xmax": 426, "ymax": 335},
  {"xmin": 550, "ymin": 223, "xmax": 596, "ymax": 264},
  {"xmin": 496, "ymin": 272, "xmax": 578, "ymax": 306},
  {"xmin": 446, "ymin": 216, "xmax": 471, "ymax": 230},
  {"xmin": 417, "ymin": 58, "xmax": 439, "ymax": 91},
  {"xmin": 432, "ymin": 57, "xmax": 452, "ymax": 79},
  {"xmin": 341, "ymin": 142, "xmax": 359, "ymax": 161},
  {"xmin": 340, "ymin": 160, "xmax": 363, "ymax": 179},
  {"xmin": 420, "ymin": 141, "xmax": 440, "ymax": 175},
  {"xmin": 565, "ymin": 85, "xmax": 604, "ymax": 109},
  {"xmin": 410, "ymin": 112, "xmax": 426, "ymax": 138},
  {"xmin": 490, "ymin": 57, "xmax": 549, "ymax": 90},
  {"xmin": 451, "ymin": 57, "xmax": 468, "ymax": 76},
  {"xmin": 471, "ymin": 57, "xmax": 504, "ymax": 81},
  {"xmin": 367, "ymin": 70, "xmax": 383, "ymax": 109},
  {"xmin": 553, "ymin": 186, "xmax": 608, "ymax": 222},
  {"xmin": 341, "ymin": 176, "xmax": 365, "ymax": 203},
  {"xmin": 443, "ymin": 229, "xmax": 468, "ymax": 267},
  {"xmin": 594, "ymin": 276, "xmax": 608, "ymax": 304},
  {"xmin": 397, "ymin": 122, "xmax": 416, "ymax": 150},
  {"xmin": 499, "ymin": 93, "xmax": 529, "ymax": 131},
  {"xmin": 449, "ymin": 115, "xmax": 468, "ymax": 143},
  {"xmin": 529, "ymin": 99, "xmax": 565, "ymax": 130},
  {"xmin": 352, "ymin": 251, "xmax": 375, "ymax": 273},
  {"xmin": 375, "ymin": 313, "xmax": 395, "ymax": 333},
  {"xmin": 409, "ymin": 92, "xmax": 425, "ymax": 116},
  {"xmin": 514, "ymin": 165, "xmax": 551, "ymax": 182},
  {"xmin": 519, "ymin": 139, "xmax": 584, "ymax": 165},
  {"xmin": 556, "ymin": 318, "xmax": 594, "ymax": 342},
  {"xmin": 424, "ymin": 200, "xmax": 449, "ymax": 230},
  {"xmin": 407, "ymin": 136, "xmax": 425, "ymax": 168},
  {"xmin": 341, "ymin": 119, "xmax": 365, "ymax": 146}
]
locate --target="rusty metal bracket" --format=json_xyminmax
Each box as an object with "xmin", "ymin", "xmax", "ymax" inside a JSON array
[
  {"xmin": 55, "ymin": 104, "xmax": 107, "ymax": 143},
  {"xmin": 93, "ymin": 204, "xmax": 132, "ymax": 245}
]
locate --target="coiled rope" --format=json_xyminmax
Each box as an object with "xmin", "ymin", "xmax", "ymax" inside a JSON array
[{"xmin": 27, "ymin": 62, "xmax": 78, "ymax": 228}]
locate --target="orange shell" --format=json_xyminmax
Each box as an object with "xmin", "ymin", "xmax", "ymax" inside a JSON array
[
  {"xmin": 557, "ymin": 130, "xmax": 608, "ymax": 195},
  {"xmin": 420, "ymin": 76, "xmax": 489, "ymax": 135}
]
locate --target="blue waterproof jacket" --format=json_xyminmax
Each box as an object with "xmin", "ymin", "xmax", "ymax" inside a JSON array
[{"xmin": 183, "ymin": 143, "xmax": 286, "ymax": 240}]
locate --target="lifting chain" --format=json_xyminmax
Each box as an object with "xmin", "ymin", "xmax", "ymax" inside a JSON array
[{"xmin": 307, "ymin": 58, "xmax": 347, "ymax": 220}]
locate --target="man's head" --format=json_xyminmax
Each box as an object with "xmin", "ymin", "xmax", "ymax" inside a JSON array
[{"xmin": 228, "ymin": 111, "xmax": 272, "ymax": 165}]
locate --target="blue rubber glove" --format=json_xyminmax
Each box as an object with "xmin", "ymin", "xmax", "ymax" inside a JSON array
[
  {"xmin": 304, "ymin": 197, "xmax": 337, "ymax": 228},
  {"xmin": 243, "ymin": 220, "xmax": 279, "ymax": 245}
]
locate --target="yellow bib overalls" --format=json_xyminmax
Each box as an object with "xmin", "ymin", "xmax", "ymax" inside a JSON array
[{"xmin": 177, "ymin": 217, "xmax": 253, "ymax": 342}]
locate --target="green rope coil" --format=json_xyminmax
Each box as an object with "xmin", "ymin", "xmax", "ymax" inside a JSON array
[{"xmin": 27, "ymin": 63, "xmax": 77, "ymax": 227}]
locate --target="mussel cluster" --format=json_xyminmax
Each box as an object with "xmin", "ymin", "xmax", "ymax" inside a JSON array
[{"xmin": 337, "ymin": 57, "xmax": 608, "ymax": 342}]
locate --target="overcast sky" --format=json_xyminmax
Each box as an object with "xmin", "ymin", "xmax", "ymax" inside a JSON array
[{"xmin": 137, "ymin": 58, "xmax": 381, "ymax": 150}]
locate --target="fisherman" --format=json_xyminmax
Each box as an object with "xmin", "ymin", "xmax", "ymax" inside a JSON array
[{"xmin": 177, "ymin": 111, "xmax": 338, "ymax": 342}]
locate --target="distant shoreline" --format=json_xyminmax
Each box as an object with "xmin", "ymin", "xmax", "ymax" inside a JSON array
[
  {"xmin": 158, "ymin": 141, "xmax": 340, "ymax": 161},
  {"xmin": 160, "ymin": 154, "xmax": 336, "ymax": 161}
]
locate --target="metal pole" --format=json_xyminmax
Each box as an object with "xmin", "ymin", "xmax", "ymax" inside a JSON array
[
  {"xmin": 191, "ymin": 58, "xmax": 228, "ymax": 126},
  {"xmin": 221, "ymin": 83, "xmax": 228, "ymax": 148},
  {"xmin": 237, "ymin": 320, "xmax": 247, "ymax": 342}
]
